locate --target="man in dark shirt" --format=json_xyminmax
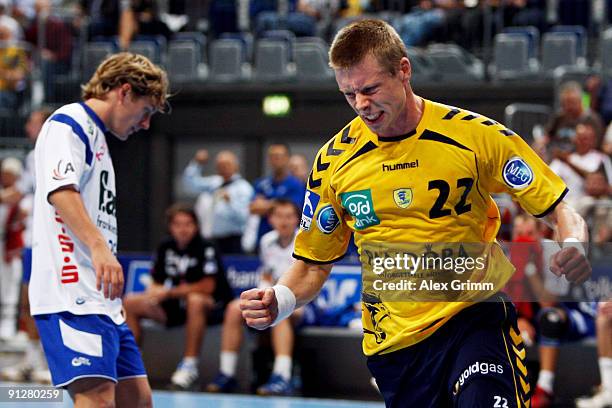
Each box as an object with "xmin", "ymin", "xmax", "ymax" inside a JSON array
[{"xmin": 124, "ymin": 204, "xmax": 232, "ymax": 390}]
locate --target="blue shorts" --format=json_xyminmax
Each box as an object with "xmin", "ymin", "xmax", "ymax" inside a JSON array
[
  {"xmin": 538, "ymin": 302, "xmax": 596, "ymax": 347},
  {"xmin": 367, "ymin": 294, "xmax": 529, "ymax": 408},
  {"xmin": 35, "ymin": 312, "xmax": 147, "ymax": 388},
  {"xmin": 22, "ymin": 247, "xmax": 32, "ymax": 283}
]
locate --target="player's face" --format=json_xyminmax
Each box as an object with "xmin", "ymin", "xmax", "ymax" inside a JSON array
[
  {"xmin": 335, "ymin": 54, "xmax": 411, "ymax": 137},
  {"xmin": 270, "ymin": 205, "xmax": 299, "ymax": 238},
  {"xmin": 111, "ymin": 94, "xmax": 157, "ymax": 141},
  {"xmin": 169, "ymin": 212, "xmax": 198, "ymax": 248}
]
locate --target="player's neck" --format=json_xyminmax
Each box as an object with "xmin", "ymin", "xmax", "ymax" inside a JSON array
[{"xmin": 83, "ymin": 98, "xmax": 112, "ymax": 130}]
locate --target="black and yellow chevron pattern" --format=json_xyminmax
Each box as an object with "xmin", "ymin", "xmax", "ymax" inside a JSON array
[
  {"xmin": 308, "ymin": 124, "xmax": 356, "ymax": 190},
  {"xmin": 502, "ymin": 322, "xmax": 532, "ymax": 408}
]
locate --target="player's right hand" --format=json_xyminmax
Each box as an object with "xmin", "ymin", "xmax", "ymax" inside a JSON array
[
  {"xmin": 92, "ymin": 242, "xmax": 124, "ymax": 301},
  {"xmin": 240, "ymin": 287, "xmax": 278, "ymax": 330}
]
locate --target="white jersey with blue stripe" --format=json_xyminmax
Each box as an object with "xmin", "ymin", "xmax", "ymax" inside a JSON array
[{"xmin": 29, "ymin": 102, "xmax": 123, "ymax": 324}]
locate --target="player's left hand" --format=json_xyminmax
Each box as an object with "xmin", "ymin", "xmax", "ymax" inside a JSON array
[
  {"xmin": 549, "ymin": 245, "xmax": 591, "ymax": 284},
  {"xmin": 92, "ymin": 242, "xmax": 124, "ymax": 300}
]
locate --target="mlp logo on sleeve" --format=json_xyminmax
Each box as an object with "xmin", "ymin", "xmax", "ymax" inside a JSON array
[
  {"xmin": 300, "ymin": 190, "xmax": 320, "ymax": 231},
  {"xmin": 340, "ymin": 189, "xmax": 380, "ymax": 230}
]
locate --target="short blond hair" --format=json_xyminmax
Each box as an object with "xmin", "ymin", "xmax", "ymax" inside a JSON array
[
  {"xmin": 329, "ymin": 19, "xmax": 407, "ymax": 75},
  {"xmin": 82, "ymin": 52, "xmax": 169, "ymax": 112}
]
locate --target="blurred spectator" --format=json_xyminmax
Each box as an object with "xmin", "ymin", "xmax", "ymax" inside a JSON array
[
  {"xmin": 574, "ymin": 171, "xmax": 612, "ymax": 244},
  {"xmin": 461, "ymin": 0, "xmax": 544, "ymax": 51},
  {"xmin": 0, "ymin": 0, "xmax": 24, "ymax": 40},
  {"xmin": 25, "ymin": 0, "xmax": 73, "ymax": 102},
  {"xmin": 118, "ymin": 0, "xmax": 171, "ymax": 50},
  {"xmin": 0, "ymin": 24, "xmax": 28, "ymax": 110},
  {"xmin": 296, "ymin": 0, "xmax": 339, "ymax": 36},
  {"xmin": 586, "ymin": 75, "xmax": 612, "ymax": 127},
  {"xmin": 532, "ymin": 302, "xmax": 597, "ymax": 407},
  {"xmin": 182, "ymin": 149, "xmax": 254, "ymax": 254},
  {"xmin": 206, "ymin": 199, "xmax": 302, "ymax": 396},
  {"xmin": 393, "ymin": 1, "xmax": 449, "ymax": 47},
  {"xmin": 549, "ymin": 121, "xmax": 612, "ymax": 205},
  {"xmin": 288, "ymin": 153, "xmax": 308, "ymax": 185},
  {"xmin": 604, "ymin": 122, "xmax": 612, "ymax": 156},
  {"xmin": 79, "ymin": 0, "xmax": 127, "ymax": 42},
  {"xmin": 546, "ymin": 81, "xmax": 604, "ymax": 154},
  {"xmin": 0, "ymin": 157, "xmax": 24, "ymax": 341},
  {"xmin": 248, "ymin": 143, "xmax": 305, "ymax": 248},
  {"xmin": 124, "ymin": 204, "xmax": 233, "ymax": 390},
  {"xmin": 0, "ymin": 108, "xmax": 52, "ymax": 383},
  {"xmin": 575, "ymin": 301, "xmax": 612, "ymax": 408}
]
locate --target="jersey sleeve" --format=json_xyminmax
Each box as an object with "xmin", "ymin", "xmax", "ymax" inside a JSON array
[
  {"xmin": 480, "ymin": 125, "xmax": 568, "ymax": 218},
  {"xmin": 38, "ymin": 117, "xmax": 90, "ymax": 200},
  {"xmin": 293, "ymin": 146, "xmax": 352, "ymax": 264}
]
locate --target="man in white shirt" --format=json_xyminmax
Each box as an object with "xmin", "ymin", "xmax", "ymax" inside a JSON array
[
  {"xmin": 550, "ymin": 120, "xmax": 612, "ymax": 206},
  {"xmin": 30, "ymin": 52, "xmax": 168, "ymax": 407},
  {"xmin": 182, "ymin": 149, "xmax": 253, "ymax": 254}
]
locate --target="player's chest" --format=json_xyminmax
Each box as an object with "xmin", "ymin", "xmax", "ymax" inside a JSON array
[{"xmin": 332, "ymin": 143, "xmax": 479, "ymax": 226}]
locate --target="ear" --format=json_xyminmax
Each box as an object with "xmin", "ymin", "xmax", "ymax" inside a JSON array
[
  {"xmin": 119, "ymin": 83, "xmax": 131, "ymax": 103},
  {"xmin": 399, "ymin": 57, "xmax": 411, "ymax": 83}
]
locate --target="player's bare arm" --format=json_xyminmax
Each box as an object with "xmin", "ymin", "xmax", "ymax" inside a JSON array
[
  {"xmin": 240, "ymin": 260, "xmax": 332, "ymax": 330},
  {"xmin": 49, "ymin": 188, "xmax": 124, "ymax": 300},
  {"xmin": 544, "ymin": 201, "xmax": 591, "ymax": 284}
]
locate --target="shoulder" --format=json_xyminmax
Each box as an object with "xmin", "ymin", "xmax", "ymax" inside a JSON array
[
  {"xmin": 260, "ymin": 230, "xmax": 279, "ymax": 249},
  {"xmin": 48, "ymin": 103, "xmax": 92, "ymax": 137},
  {"xmin": 421, "ymin": 100, "xmax": 520, "ymax": 153},
  {"xmin": 155, "ymin": 237, "xmax": 175, "ymax": 253},
  {"xmin": 307, "ymin": 117, "xmax": 372, "ymax": 190}
]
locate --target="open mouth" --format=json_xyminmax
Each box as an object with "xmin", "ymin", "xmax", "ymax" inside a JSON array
[{"xmin": 362, "ymin": 112, "xmax": 383, "ymax": 125}]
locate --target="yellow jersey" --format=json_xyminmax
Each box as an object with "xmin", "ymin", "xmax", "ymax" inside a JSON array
[{"xmin": 293, "ymin": 99, "xmax": 567, "ymax": 356}]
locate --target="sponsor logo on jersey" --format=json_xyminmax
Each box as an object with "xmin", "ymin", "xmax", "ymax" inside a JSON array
[
  {"xmin": 87, "ymin": 118, "xmax": 94, "ymax": 136},
  {"xmin": 316, "ymin": 205, "xmax": 340, "ymax": 234},
  {"xmin": 95, "ymin": 144, "xmax": 106, "ymax": 161},
  {"xmin": 382, "ymin": 160, "xmax": 419, "ymax": 172},
  {"xmin": 71, "ymin": 357, "xmax": 91, "ymax": 367},
  {"xmin": 502, "ymin": 157, "xmax": 533, "ymax": 189},
  {"xmin": 393, "ymin": 188, "xmax": 413, "ymax": 208},
  {"xmin": 75, "ymin": 297, "xmax": 86, "ymax": 305},
  {"xmin": 98, "ymin": 170, "xmax": 116, "ymax": 216},
  {"xmin": 453, "ymin": 361, "xmax": 504, "ymax": 395},
  {"xmin": 340, "ymin": 189, "xmax": 380, "ymax": 230},
  {"xmin": 52, "ymin": 160, "xmax": 75, "ymax": 181},
  {"xmin": 300, "ymin": 190, "xmax": 320, "ymax": 231}
]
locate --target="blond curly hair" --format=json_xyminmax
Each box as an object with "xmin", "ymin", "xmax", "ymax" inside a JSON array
[{"xmin": 82, "ymin": 52, "xmax": 169, "ymax": 112}]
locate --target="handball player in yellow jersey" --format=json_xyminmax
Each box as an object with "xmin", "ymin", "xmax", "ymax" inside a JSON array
[{"xmin": 240, "ymin": 19, "xmax": 590, "ymax": 408}]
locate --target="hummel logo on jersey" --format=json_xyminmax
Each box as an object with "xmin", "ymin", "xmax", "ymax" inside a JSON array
[
  {"xmin": 340, "ymin": 189, "xmax": 380, "ymax": 230},
  {"xmin": 382, "ymin": 160, "xmax": 419, "ymax": 172},
  {"xmin": 71, "ymin": 357, "xmax": 91, "ymax": 367},
  {"xmin": 52, "ymin": 160, "xmax": 75, "ymax": 181},
  {"xmin": 98, "ymin": 171, "xmax": 116, "ymax": 216}
]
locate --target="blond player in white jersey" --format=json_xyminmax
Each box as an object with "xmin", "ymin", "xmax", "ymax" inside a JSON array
[{"xmin": 30, "ymin": 53, "xmax": 168, "ymax": 408}]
